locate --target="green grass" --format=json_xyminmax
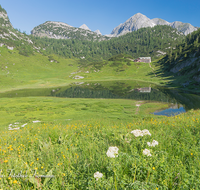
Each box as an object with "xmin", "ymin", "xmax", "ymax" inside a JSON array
[
  {"xmin": 76, "ymin": 59, "xmax": 168, "ymax": 84},
  {"xmin": 0, "ymin": 46, "xmax": 79, "ymax": 92},
  {"xmin": 0, "ymin": 97, "xmax": 168, "ymax": 131},
  {"xmin": 0, "ymin": 46, "xmax": 170, "ymax": 93},
  {"xmin": 0, "ymin": 109, "xmax": 200, "ymax": 189}
]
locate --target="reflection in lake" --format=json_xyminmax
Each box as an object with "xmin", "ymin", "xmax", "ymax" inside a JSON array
[{"xmin": 0, "ymin": 80, "xmax": 200, "ymax": 116}]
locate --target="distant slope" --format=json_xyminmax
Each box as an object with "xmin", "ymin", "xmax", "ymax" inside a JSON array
[
  {"xmin": 111, "ymin": 13, "xmax": 197, "ymax": 37},
  {"xmin": 31, "ymin": 21, "xmax": 109, "ymax": 41},
  {"xmin": 159, "ymin": 29, "xmax": 200, "ymax": 87}
]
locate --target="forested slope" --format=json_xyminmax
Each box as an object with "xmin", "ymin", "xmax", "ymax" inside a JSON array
[
  {"xmin": 31, "ymin": 25, "xmax": 184, "ymax": 60},
  {"xmin": 158, "ymin": 28, "xmax": 200, "ymax": 87}
]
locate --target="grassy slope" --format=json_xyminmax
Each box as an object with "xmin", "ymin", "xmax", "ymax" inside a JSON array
[
  {"xmin": 0, "ymin": 46, "xmax": 78, "ymax": 92},
  {"xmin": 0, "ymin": 47, "xmax": 171, "ymax": 93}
]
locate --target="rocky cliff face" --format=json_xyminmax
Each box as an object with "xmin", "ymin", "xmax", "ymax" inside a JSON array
[
  {"xmin": 0, "ymin": 5, "xmax": 41, "ymax": 55},
  {"xmin": 111, "ymin": 13, "xmax": 197, "ymax": 37},
  {"xmin": 0, "ymin": 5, "xmax": 12, "ymax": 28},
  {"xmin": 31, "ymin": 21, "xmax": 108, "ymax": 41}
]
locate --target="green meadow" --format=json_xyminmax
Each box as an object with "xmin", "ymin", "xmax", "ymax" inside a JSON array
[
  {"xmin": 0, "ymin": 47, "xmax": 200, "ymax": 189},
  {"xmin": 1, "ymin": 110, "xmax": 200, "ymax": 189},
  {"xmin": 0, "ymin": 46, "xmax": 168, "ymax": 93}
]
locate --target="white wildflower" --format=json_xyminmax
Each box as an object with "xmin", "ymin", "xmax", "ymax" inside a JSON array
[
  {"xmin": 131, "ymin": 129, "xmax": 143, "ymax": 137},
  {"xmin": 143, "ymin": 149, "xmax": 152, "ymax": 156},
  {"xmin": 13, "ymin": 127, "xmax": 20, "ymax": 130},
  {"xmin": 131, "ymin": 129, "xmax": 151, "ymax": 137},
  {"xmin": 21, "ymin": 123, "xmax": 27, "ymax": 127},
  {"xmin": 147, "ymin": 140, "xmax": 158, "ymax": 147},
  {"xmin": 106, "ymin": 146, "xmax": 119, "ymax": 158},
  {"xmin": 94, "ymin": 171, "xmax": 103, "ymax": 180},
  {"xmin": 32, "ymin": 120, "xmax": 41, "ymax": 123},
  {"xmin": 142, "ymin": 129, "xmax": 151, "ymax": 136}
]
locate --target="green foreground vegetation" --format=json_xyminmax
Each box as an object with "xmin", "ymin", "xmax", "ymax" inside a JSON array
[{"xmin": 0, "ymin": 108, "xmax": 200, "ymax": 189}]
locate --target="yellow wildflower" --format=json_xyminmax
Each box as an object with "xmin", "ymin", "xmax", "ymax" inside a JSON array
[{"xmin": 13, "ymin": 180, "xmax": 18, "ymax": 184}]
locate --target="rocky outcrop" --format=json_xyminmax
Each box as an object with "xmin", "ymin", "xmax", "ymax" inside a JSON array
[
  {"xmin": 169, "ymin": 21, "xmax": 196, "ymax": 35},
  {"xmin": 0, "ymin": 6, "xmax": 13, "ymax": 28},
  {"xmin": 111, "ymin": 13, "xmax": 197, "ymax": 37},
  {"xmin": 31, "ymin": 21, "xmax": 109, "ymax": 41}
]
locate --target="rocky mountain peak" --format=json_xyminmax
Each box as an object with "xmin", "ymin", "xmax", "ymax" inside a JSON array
[
  {"xmin": 110, "ymin": 13, "xmax": 197, "ymax": 37},
  {"xmin": 79, "ymin": 24, "xmax": 91, "ymax": 31},
  {"xmin": 94, "ymin": 29, "xmax": 102, "ymax": 35},
  {"xmin": 111, "ymin": 13, "xmax": 156, "ymax": 37}
]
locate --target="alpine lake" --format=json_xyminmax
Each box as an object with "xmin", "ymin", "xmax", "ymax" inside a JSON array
[{"xmin": 1, "ymin": 80, "xmax": 200, "ymax": 117}]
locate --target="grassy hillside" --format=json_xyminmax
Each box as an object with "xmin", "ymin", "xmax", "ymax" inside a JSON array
[
  {"xmin": 0, "ymin": 46, "xmax": 79, "ymax": 91},
  {"xmin": 0, "ymin": 46, "xmax": 169, "ymax": 92}
]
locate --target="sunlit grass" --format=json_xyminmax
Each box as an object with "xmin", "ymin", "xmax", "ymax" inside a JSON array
[
  {"xmin": 0, "ymin": 97, "xmax": 168, "ymax": 131},
  {"xmin": 0, "ymin": 109, "xmax": 200, "ymax": 189}
]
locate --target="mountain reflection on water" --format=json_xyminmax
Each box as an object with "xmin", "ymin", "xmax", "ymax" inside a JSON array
[{"xmin": 1, "ymin": 80, "xmax": 200, "ymax": 114}]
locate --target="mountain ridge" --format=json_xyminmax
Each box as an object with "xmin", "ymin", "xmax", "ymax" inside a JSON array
[
  {"xmin": 111, "ymin": 13, "xmax": 197, "ymax": 37},
  {"xmin": 31, "ymin": 21, "xmax": 108, "ymax": 41}
]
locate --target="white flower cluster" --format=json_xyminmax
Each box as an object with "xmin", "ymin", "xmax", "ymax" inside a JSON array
[
  {"xmin": 106, "ymin": 146, "xmax": 119, "ymax": 158},
  {"xmin": 94, "ymin": 171, "xmax": 103, "ymax": 181},
  {"xmin": 94, "ymin": 146, "xmax": 119, "ymax": 180},
  {"xmin": 131, "ymin": 129, "xmax": 151, "ymax": 137},
  {"xmin": 94, "ymin": 129, "xmax": 159, "ymax": 180},
  {"xmin": 143, "ymin": 149, "xmax": 152, "ymax": 156},
  {"xmin": 147, "ymin": 140, "xmax": 158, "ymax": 147},
  {"xmin": 130, "ymin": 129, "xmax": 159, "ymax": 157}
]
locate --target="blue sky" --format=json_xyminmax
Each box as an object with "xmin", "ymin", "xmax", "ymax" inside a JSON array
[{"xmin": 1, "ymin": 0, "xmax": 200, "ymax": 35}]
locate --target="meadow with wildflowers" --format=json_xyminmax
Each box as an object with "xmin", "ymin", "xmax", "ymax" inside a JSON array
[
  {"xmin": 0, "ymin": 106, "xmax": 200, "ymax": 189},
  {"xmin": 0, "ymin": 45, "xmax": 200, "ymax": 189}
]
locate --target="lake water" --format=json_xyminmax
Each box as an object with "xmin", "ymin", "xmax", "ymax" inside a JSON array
[{"xmin": 1, "ymin": 80, "xmax": 200, "ymax": 116}]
